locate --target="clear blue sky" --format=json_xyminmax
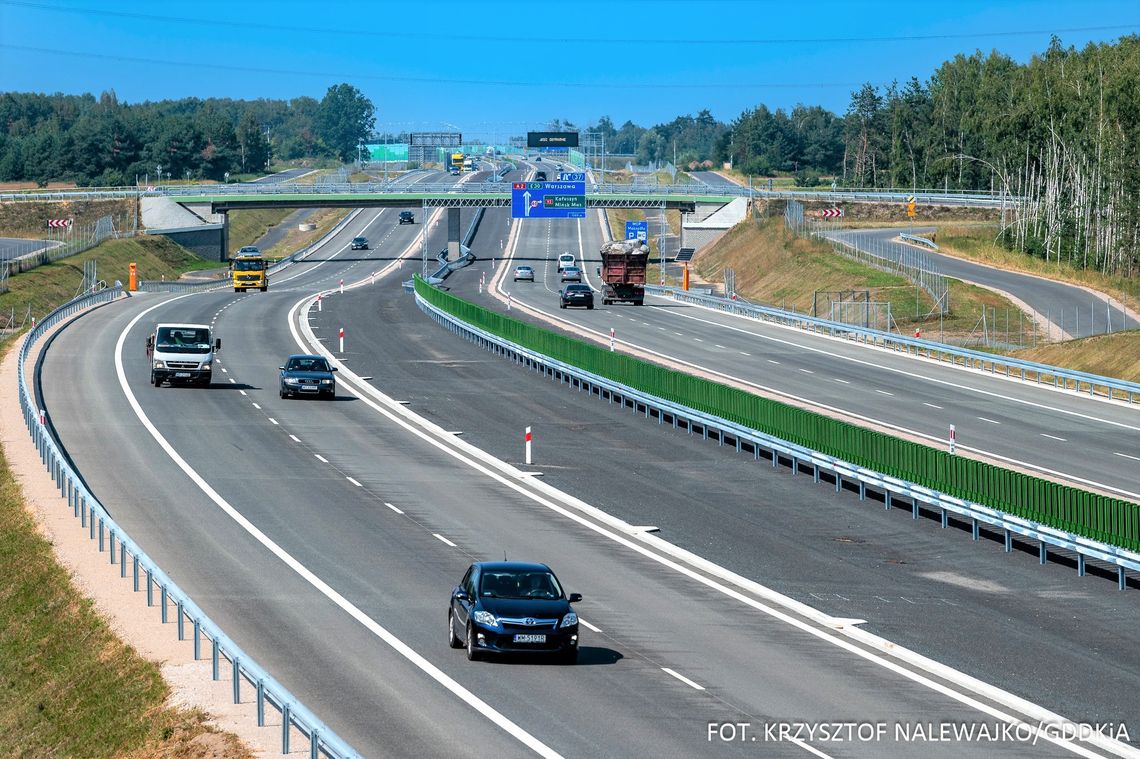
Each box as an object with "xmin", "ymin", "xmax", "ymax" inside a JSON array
[{"xmin": 2, "ymin": 0, "xmax": 1138, "ymax": 141}]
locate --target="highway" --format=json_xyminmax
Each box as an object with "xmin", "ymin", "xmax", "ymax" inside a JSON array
[
  {"xmin": 34, "ymin": 167, "xmax": 1138, "ymax": 757},
  {"xmin": 449, "ymin": 206, "xmax": 1139, "ymax": 501}
]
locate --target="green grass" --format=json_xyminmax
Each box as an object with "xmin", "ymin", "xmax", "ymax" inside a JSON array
[
  {"xmin": 0, "ymin": 411, "xmax": 251, "ymax": 757},
  {"xmin": 226, "ymin": 208, "xmax": 294, "ymax": 255},
  {"xmin": 0, "ymin": 236, "xmax": 223, "ymax": 323}
]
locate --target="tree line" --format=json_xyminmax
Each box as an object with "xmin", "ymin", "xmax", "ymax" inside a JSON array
[{"xmin": 0, "ymin": 83, "xmax": 374, "ymax": 186}]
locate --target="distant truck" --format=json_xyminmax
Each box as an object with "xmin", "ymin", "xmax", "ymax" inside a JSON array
[
  {"xmin": 146, "ymin": 323, "xmax": 221, "ymax": 387},
  {"xmin": 231, "ymin": 246, "xmax": 268, "ymax": 292},
  {"xmin": 598, "ymin": 239, "xmax": 649, "ymax": 306}
]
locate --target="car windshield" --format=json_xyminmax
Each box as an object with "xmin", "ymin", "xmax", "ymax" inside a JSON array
[
  {"xmin": 286, "ymin": 357, "xmax": 329, "ymax": 372},
  {"xmin": 155, "ymin": 327, "xmax": 212, "ymax": 353},
  {"xmin": 479, "ymin": 570, "xmax": 563, "ymax": 600},
  {"xmin": 353, "ymin": 238, "xmax": 366, "ymax": 243},
  {"xmin": 233, "ymin": 258, "xmax": 265, "ymax": 271}
]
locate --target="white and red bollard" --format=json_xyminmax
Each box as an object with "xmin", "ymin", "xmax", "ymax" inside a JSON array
[
  {"xmin": 339, "ymin": 279, "xmax": 344, "ymax": 294},
  {"xmin": 339, "ymin": 327, "xmax": 345, "ymax": 353},
  {"xmin": 39, "ymin": 408, "xmax": 45, "ymax": 425},
  {"xmin": 610, "ymin": 327, "xmax": 616, "ymax": 352},
  {"xmin": 317, "ymin": 293, "xmax": 322, "ymax": 311},
  {"xmin": 949, "ymin": 424, "xmax": 956, "ymax": 455},
  {"xmin": 507, "ymin": 293, "xmax": 512, "ymax": 311},
  {"xmin": 525, "ymin": 426, "xmax": 532, "ymax": 465},
  {"xmin": 915, "ymin": 327, "xmax": 921, "ymax": 338}
]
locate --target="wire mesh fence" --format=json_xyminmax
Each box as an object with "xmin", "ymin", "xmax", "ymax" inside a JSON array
[
  {"xmin": 1, "ymin": 214, "xmax": 136, "ymax": 292},
  {"xmin": 784, "ymin": 200, "xmax": 950, "ymax": 314}
]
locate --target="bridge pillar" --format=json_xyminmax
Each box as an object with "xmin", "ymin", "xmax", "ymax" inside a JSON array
[
  {"xmin": 219, "ymin": 210, "xmax": 229, "ymax": 262},
  {"xmin": 447, "ymin": 207, "xmax": 461, "ymax": 261}
]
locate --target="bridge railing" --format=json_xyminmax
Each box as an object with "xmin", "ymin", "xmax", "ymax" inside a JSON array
[{"xmin": 18, "ymin": 288, "xmax": 360, "ymax": 758}]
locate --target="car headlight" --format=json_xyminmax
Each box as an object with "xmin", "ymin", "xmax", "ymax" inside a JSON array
[
  {"xmin": 153, "ymin": 361, "xmax": 165, "ymax": 369},
  {"xmin": 560, "ymin": 612, "xmax": 578, "ymax": 628},
  {"xmin": 285, "ymin": 378, "xmax": 301, "ymax": 385},
  {"xmin": 201, "ymin": 363, "xmax": 211, "ymax": 370},
  {"xmin": 320, "ymin": 379, "xmax": 333, "ymax": 385},
  {"xmin": 472, "ymin": 610, "xmax": 498, "ymax": 627}
]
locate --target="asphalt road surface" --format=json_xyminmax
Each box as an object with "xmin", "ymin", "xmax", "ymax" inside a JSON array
[{"xmin": 35, "ymin": 177, "xmax": 1138, "ymax": 757}]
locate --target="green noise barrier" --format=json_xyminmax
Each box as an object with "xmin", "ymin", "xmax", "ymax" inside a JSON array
[{"xmin": 415, "ymin": 277, "xmax": 1140, "ymax": 552}]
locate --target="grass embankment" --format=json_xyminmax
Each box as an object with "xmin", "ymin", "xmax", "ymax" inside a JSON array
[
  {"xmin": 0, "ymin": 199, "xmax": 135, "ymax": 238},
  {"xmin": 605, "ymin": 208, "xmax": 681, "ymax": 240},
  {"xmin": 226, "ymin": 208, "xmax": 293, "ymax": 256},
  {"xmin": 0, "ymin": 236, "xmax": 221, "ymax": 324},
  {"xmin": 0, "ymin": 394, "xmax": 251, "ymax": 757},
  {"xmin": 262, "ymin": 207, "xmax": 349, "ymax": 259},
  {"xmin": 693, "ymin": 215, "xmax": 1024, "ymax": 340}
]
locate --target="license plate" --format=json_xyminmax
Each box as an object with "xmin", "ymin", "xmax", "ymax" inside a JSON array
[
  {"xmin": 513, "ymin": 634, "xmax": 546, "ymax": 643},
  {"xmin": 174, "ymin": 372, "xmax": 191, "ymax": 378},
  {"xmin": 302, "ymin": 385, "xmax": 318, "ymax": 391}
]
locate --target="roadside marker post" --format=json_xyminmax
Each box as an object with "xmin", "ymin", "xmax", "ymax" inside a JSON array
[
  {"xmin": 317, "ymin": 293, "xmax": 322, "ymax": 312},
  {"xmin": 339, "ymin": 327, "xmax": 344, "ymax": 353},
  {"xmin": 339, "ymin": 279, "xmax": 344, "ymax": 294},
  {"xmin": 610, "ymin": 328, "xmax": 616, "ymax": 352},
  {"xmin": 507, "ymin": 293, "xmax": 512, "ymax": 311},
  {"xmin": 525, "ymin": 426, "xmax": 532, "ymax": 465},
  {"xmin": 949, "ymin": 424, "xmax": 956, "ymax": 455}
]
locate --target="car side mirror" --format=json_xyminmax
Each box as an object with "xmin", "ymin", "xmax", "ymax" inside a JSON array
[
  {"xmin": 278, "ymin": 366, "xmax": 285, "ymax": 371},
  {"xmin": 330, "ymin": 367, "xmax": 338, "ymax": 372},
  {"xmin": 214, "ymin": 338, "xmax": 222, "ymax": 351},
  {"xmin": 568, "ymin": 593, "xmax": 582, "ymax": 603},
  {"xmin": 455, "ymin": 589, "xmax": 470, "ymax": 602}
]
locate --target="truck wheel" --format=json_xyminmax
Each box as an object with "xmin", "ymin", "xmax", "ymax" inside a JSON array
[
  {"xmin": 587, "ymin": 304, "xmax": 594, "ymax": 310},
  {"xmin": 152, "ymin": 373, "xmax": 161, "ymax": 387},
  {"xmin": 260, "ymin": 286, "xmax": 267, "ymax": 292}
]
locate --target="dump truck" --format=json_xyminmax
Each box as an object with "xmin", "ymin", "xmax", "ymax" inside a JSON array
[{"xmin": 598, "ymin": 239, "xmax": 649, "ymax": 306}]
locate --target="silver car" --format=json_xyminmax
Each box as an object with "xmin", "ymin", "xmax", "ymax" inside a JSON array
[
  {"xmin": 560, "ymin": 266, "xmax": 582, "ymax": 282},
  {"xmin": 513, "ymin": 265, "xmax": 535, "ymax": 282}
]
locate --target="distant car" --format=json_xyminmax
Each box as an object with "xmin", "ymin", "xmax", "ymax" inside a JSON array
[
  {"xmin": 534, "ymin": 171, "xmax": 547, "ymax": 181},
  {"xmin": 560, "ymin": 266, "xmax": 582, "ymax": 282},
  {"xmin": 279, "ymin": 354, "xmax": 336, "ymax": 399},
  {"xmin": 513, "ymin": 265, "xmax": 535, "ymax": 282},
  {"xmin": 398, "ymin": 211, "xmax": 415, "ymax": 224},
  {"xmin": 450, "ymin": 167, "xmax": 460, "ymax": 176},
  {"xmin": 350, "ymin": 236, "xmax": 368, "ymax": 250},
  {"xmin": 557, "ymin": 253, "xmax": 575, "ymax": 272},
  {"xmin": 238, "ymin": 245, "xmax": 260, "ymax": 255},
  {"xmin": 449, "ymin": 561, "xmax": 581, "ymax": 663},
  {"xmin": 559, "ymin": 284, "xmax": 594, "ymax": 309}
]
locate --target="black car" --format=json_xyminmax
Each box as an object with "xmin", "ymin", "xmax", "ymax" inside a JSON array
[
  {"xmin": 399, "ymin": 211, "xmax": 415, "ymax": 224},
  {"xmin": 559, "ymin": 284, "xmax": 594, "ymax": 309},
  {"xmin": 535, "ymin": 170, "xmax": 547, "ymax": 181},
  {"xmin": 279, "ymin": 354, "xmax": 337, "ymax": 399},
  {"xmin": 449, "ymin": 562, "xmax": 581, "ymax": 663},
  {"xmin": 350, "ymin": 236, "xmax": 368, "ymax": 250}
]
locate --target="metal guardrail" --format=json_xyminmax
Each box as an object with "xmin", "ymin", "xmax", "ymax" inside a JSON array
[
  {"xmin": 0, "ymin": 182, "xmax": 1020, "ymax": 208},
  {"xmin": 644, "ymin": 286, "xmax": 1140, "ymax": 405},
  {"xmin": 899, "ymin": 232, "xmax": 940, "ymax": 250},
  {"xmin": 415, "ymin": 285, "xmax": 1140, "ymax": 588},
  {"xmin": 19, "ymin": 289, "xmax": 360, "ymax": 758}
]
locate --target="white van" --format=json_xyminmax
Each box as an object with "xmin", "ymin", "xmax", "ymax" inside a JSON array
[
  {"xmin": 146, "ymin": 323, "xmax": 221, "ymax": 387},
  {"xmin": 557, "ymin": 253, "xmax": 575, "ymax": 272}
]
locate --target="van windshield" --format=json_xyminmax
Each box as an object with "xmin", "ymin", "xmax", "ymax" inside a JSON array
[
  {"xmin": 155, "ymin": 327, "xmax": 212, "ymax": 353},
  {"xmin": 234, "ymin": 259, "xmax": 266, "ymax": 271}
]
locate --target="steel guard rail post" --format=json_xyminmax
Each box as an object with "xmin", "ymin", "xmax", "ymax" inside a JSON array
[
  {"xmin": 17, "ymin": 289, "xmax": 360, "ymax": 758},
  {"xmin": 413, "ymin": 276, "xmax": 1140, "ymax": 589},
  {"xmin": 643, "ymin": 286, "xmax": 1140, "ymax": 405}
]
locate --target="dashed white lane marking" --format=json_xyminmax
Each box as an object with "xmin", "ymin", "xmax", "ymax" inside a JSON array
[
  {"xmin": 694, "ymin": 338, "xmax": 703, "ymax": 342},
  {"xmin": 229, "ymin": 378, "xmax": 236, "ymax": 384},
  {"xmin": 315, "ymin": 454, "xmax": 329, "ymax": 463},
  {"xmin": 239, "ymin": 390, "xmax": 247, "ymax": 396},
  {"xmin": 673, "ymin": 332, "xmax": 683, "ymax": 336},
  {"xmin": 268, "ymin": 418, "xmax": 279, "ymax": 425},
  {"xmin": 923, "ymin": 402, "xmax": 943, "ymax": 409},
  {"xmin": 346, "ymin": 476, "xmax": 362, "ymax": 487},
  {"xmin": 768, "ymin": 359, "xmax": 780, "ymax": 365},
  {"xmin": 578, "ymin": 618, "xmax": 602, "ymax": 633},
  {"xmin": 221, "ymin": 367, "xmax": 228, "ymax": 373},
  {"xmin": 658, "ymin": 326, "xmax": 666, "ymax": 331},
  {"xmin": 799, "ymin": 368, "xmax": 814, "ymax": 374},
  {"xmin": 875, "ymin": 389, "xmax": 893, "ymax": 396},
  {"xmin": 251, "ymin": 402, "xmax": 261, "ymax": 409},
  {"xmin": 1115, "ymin": 452, "xmax": 1140, "ymax": 462},
  {"xmin": 1041, "ymin": 433, "xmax": 1067, "ymax": 441},
  {"xmin": 740, "ymin": 352, "xmax": 750, "ymax": 356},
  {"xmin": 433, "ymin": 533, "xmax": 457, "ymax": 547},
  {"xmin": 289, "ymin": 434, "xmax": 301, "ymax": 442},
  {"xmin": 978, "ymin": 417, "xmax": 1001, "ymax": 425},
  {"xmin": 661, "ymin": 667, "xmax": 704, "ymax": 691},
  {"xmin": 385, "ymin": 502, "xmax": 404, "ymax": 514},
  {"xmin": 715, "ymin": 344, "xmax": 727, "ymax": 349},
  {"xmin": 834, "ymin": 378, "xmax": 850, "ymax": 384}
]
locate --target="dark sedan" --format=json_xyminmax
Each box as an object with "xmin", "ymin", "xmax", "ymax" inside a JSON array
[
  {"xmin": 279, "ymin": 354, "xmax": 336, "ymax": 399},
  {"xmin": 350, "ymin": 236, "xmax": 369, "ymax": 250},
  {"xmin": 559, "ymin": 284, "xmax": 594, "ymax": 309},
  {"xmin": 449, "ymin": 562, "xmax": 581, "ymax": 663}
]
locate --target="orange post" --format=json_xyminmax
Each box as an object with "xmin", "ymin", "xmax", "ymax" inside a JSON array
[
  {"xmin": 128, "ymin": 262, "xmax": 137, "ymax": 291},
  {"xmin": 682, "ymin": 264, "xmax": 690, "ymax": 291}
]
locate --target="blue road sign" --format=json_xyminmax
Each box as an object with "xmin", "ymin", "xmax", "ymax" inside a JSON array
[
  {"xmin": 625, "ymin": 220, "xmax": 649, "ymax": 241},
  {"xmin": 511, "ymin": 181, "xmax": 586, "ymax": 219},
  {"xmin": 559, "ymin": 172, "xmax": 586, "ymax": 182}
]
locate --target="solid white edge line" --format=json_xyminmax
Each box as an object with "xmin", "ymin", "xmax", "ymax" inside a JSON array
[
  {"xmin": 117, "ymin": 294, "xmax": 562, "ymax": 758},
  {"xmin": 433, "ymin": 533, "xmax": 457, "ymax": 548},
  {"xmin": 289, "ymin": 296, "xmax": 1125, "ymax": 759},
  {"xmin": 1041, "ymin": 434, "xmax": 1067, "ymax": 441},
  {"xmin": 660, "ymin": 667, "xmax": 704, "ymax": 690},
  {"xmin": 1114, "ymin": 452, "xmax": 1140, "ymax": 462}
]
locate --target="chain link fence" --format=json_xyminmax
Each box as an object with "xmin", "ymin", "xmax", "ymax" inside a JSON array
[{"xmin": 1, "ymin": 213, "xmax": 136, "ymax": 293}]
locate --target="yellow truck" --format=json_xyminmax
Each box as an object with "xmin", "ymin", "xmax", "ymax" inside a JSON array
[{"xmin": 232, "ymin": 246, "xmax": 268, "ymax": 292}]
